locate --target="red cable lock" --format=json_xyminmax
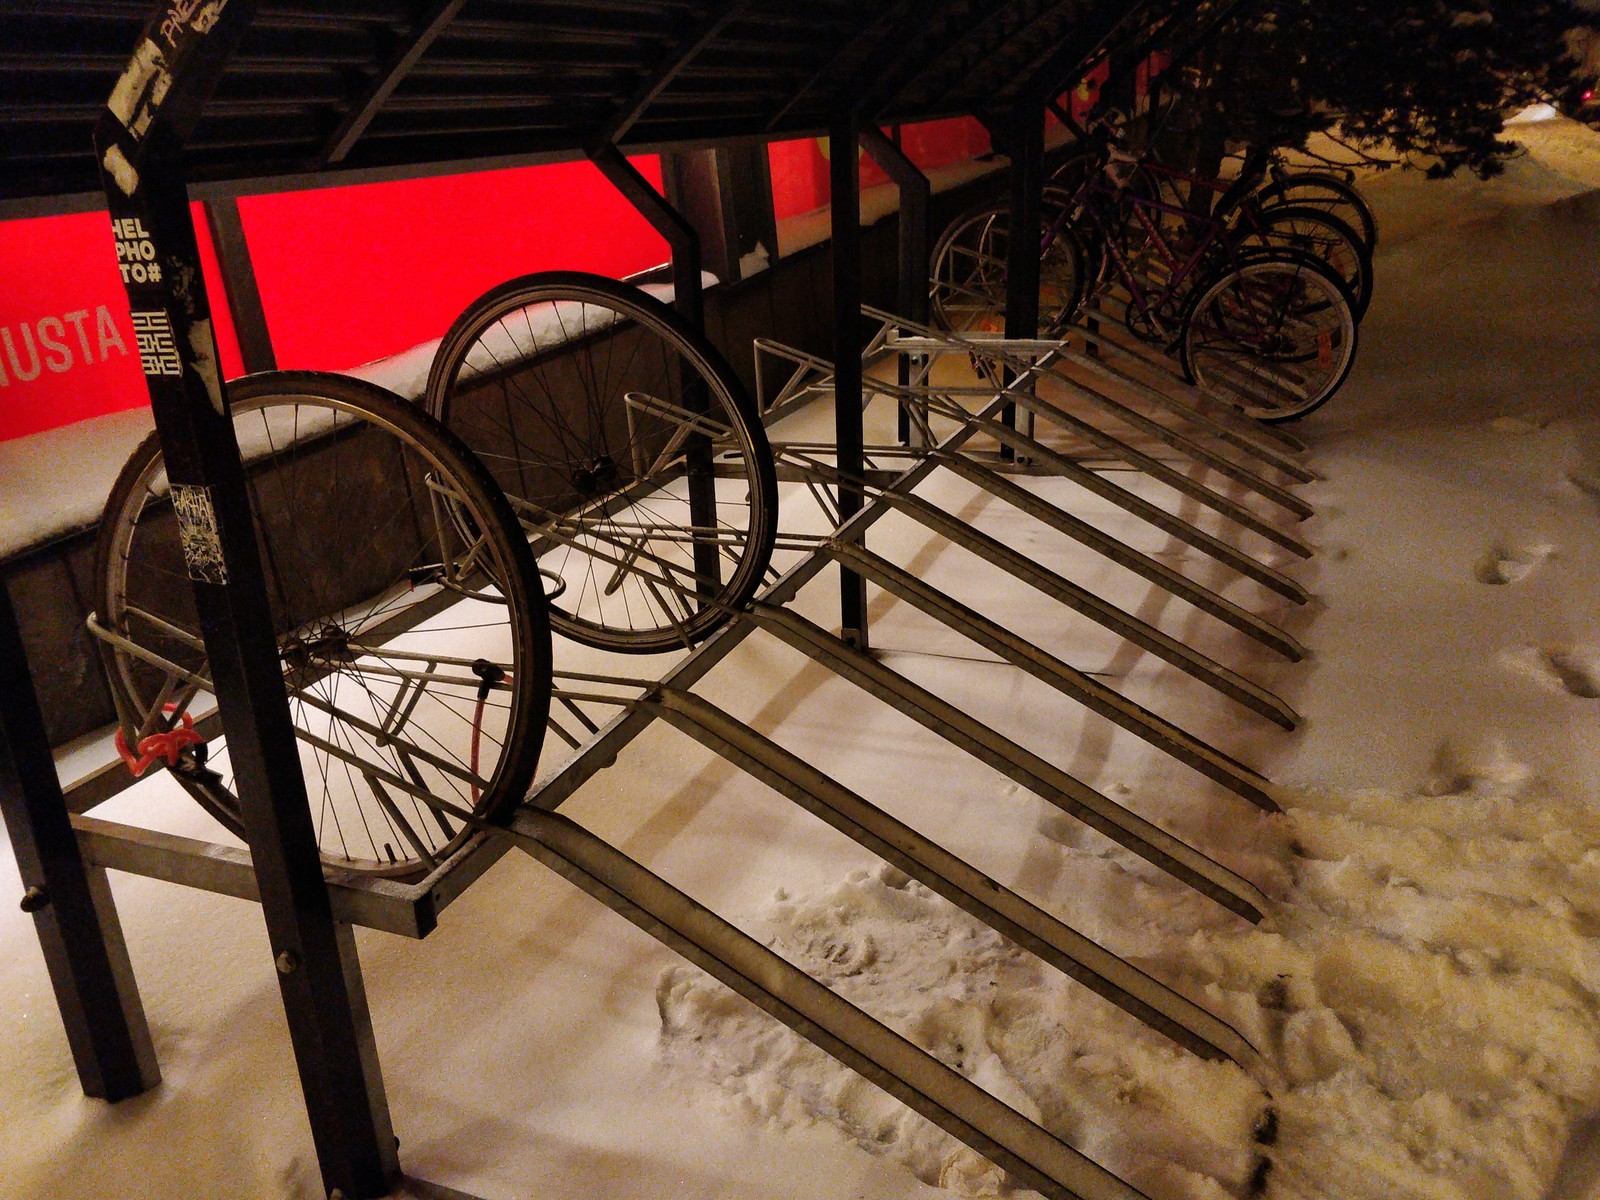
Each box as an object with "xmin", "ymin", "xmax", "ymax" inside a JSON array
[{"xmin": 115, "ymin": 704, "xmax": 205, "ymax": 777}]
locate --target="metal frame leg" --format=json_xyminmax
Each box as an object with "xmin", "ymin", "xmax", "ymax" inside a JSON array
[{"xmin": 0, "ymin": 581, "xmax": 159, "ymax": 1101}]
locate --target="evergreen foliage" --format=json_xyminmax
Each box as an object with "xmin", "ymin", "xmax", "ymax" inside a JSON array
[{"xmin": 1156, "ymin": 0, "xmax": 1600, "ymax": 176}]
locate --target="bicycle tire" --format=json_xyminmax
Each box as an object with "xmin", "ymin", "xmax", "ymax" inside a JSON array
[
  {"xmin": 1232, "ymin": 203, "xmax": 1373, "ymax": 321},
  {"xmin": 1179, "ymin": 251, "xmax": 1358, "ymax": 423},
  {"xmin": 1254, "ymin": 172, "xmax": 1378, "ymax": 255},
  {"xmin": 425, "ymin": 270, "xmax": 778, "ymax": 654},
  {"xmin": 928, "ymin": 200, "xmax": 1086, "ymax": 334},
  {"xmin": 94, "ymin": 371, "xmax": 553, "ymax": 878}
]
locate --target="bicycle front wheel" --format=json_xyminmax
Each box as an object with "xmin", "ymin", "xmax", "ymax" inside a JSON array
[
  {"xmin": 425, "ymin": 271, "xmax": 778, "ymax": 654},
  {"xmin": 1179, "ymin": 252, "xmax": 1358, "ymax": 423},
  {"xmin": 94, "ymin": 371, "xmax": 553, "ymax": 877}
]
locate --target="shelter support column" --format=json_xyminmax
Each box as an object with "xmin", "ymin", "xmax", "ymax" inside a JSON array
[
  {"xmin": 95, "ymin": 6, "xmax": 397, "ymax": 1195},
  {"xmin": 0, "ymin": 581, "xmax": 160, "ymax": 1102},
  {"xmin": 859, "ymin": 128, "xmax": 932, "ymax": 447},
  {"xmin": 830, "ymin": 110, "xmax": 869, "ymax": 649}
]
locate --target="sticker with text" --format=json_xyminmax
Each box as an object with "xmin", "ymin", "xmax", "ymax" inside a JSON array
[{"xmin": 170, "ymin": 484, "xmax": 228, "ymax": 584}]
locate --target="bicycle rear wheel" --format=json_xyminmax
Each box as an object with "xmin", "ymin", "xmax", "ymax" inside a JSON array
[
  {"xmin": 1254, "ymin": 172, "xmax": 1378, "ymax": 255},
  {"xmin": 425, "ymin": 271, "xmax": 778, "ymax": 654},
  {"xmin": 1179, "ymin": 252, "xmax": 1358, "ymax": 423},
  {"xmin": 1234, "ymin": 203, "xmax": 1373, "ymax": 320},
  {"xmin": 94, "ymin": 371, "xmax": 553, "ymax": 877}
]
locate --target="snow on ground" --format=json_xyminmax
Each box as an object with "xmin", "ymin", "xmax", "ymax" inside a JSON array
[
  {"xmin": 656, "ymin": 114, "xmax": 1600, "ymax": 1200},
  {"xmin": 2, "ymin": 114, "xmax": 1599, "ymax": 1200}
]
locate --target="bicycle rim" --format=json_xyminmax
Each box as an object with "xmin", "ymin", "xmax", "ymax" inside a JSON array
[
  {"xmin": 1181, "ymin": 253, "xmax": 1358, "ymax": 422},
  {"xmin": 426, "ymin": 271, "xmax": 778, "ymax": 654},
  {"xmin": 94, "ymin": 372, "xmax": 552, "ymax": 878},
  {"xmin": 1236, "ymin": 204, "xmax": 1372, "ymax": 320},
  {"xmin": 929, "ymin": 202, "xmax": 1084, "ymax": 334}
]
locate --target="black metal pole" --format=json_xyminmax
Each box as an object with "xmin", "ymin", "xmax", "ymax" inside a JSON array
[
  {"xmin": 587, "ymin": 143, "xmax": 722, "ymax": 601},
  {"xmin": 1002, "ymin": 96, "xmax": 1046, "ymax": 462},
  {"xmin": 203, "ymin": 196, "xmax": 277, "ymax": 373},
  {"xmin": 859, "ymin": 128, "xmax": 931, "ymax": 448},
  {"xmin": 829, "ymin": 112, "xmax": 869, "ymax": 649},
  {"xmin": 96, "ymin": 6, "xmax": 396, "ymax": 1196},
  {"xmin": 0, "ymin": 581, "xmax": 160, "ymax": 1101}
]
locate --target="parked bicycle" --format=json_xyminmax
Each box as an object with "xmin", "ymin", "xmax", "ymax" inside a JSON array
[{"xmin": 930, "ymin": 121, "xmax": 1371, "ymax": 421}]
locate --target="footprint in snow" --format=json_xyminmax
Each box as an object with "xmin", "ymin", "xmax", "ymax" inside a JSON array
[
  {"xmin": 1487, "ymin": 415, "xmax": 1544, "ymax": 435},
  {"xmin": 1475, "ymin": 541, "xmax": 1553, "ymax": 585},
  {"xmin": 1545, "ymin": 648, "xmax": 1600, "ymax": 699},
  {"xmin": 1501, "ymin": 645, "xmax": 1600, "ymax": 699}
]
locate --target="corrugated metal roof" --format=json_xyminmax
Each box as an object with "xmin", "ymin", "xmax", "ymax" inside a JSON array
[{"xmin": 1, "ymin": 0, "xmax": 1180, "ymax": 207}]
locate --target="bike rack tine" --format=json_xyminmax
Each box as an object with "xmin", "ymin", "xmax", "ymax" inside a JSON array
[
  {"xmin": 878, "ymin": 314, "xmax": 1313, "ymax": 518},
  {"xmin": 1030, "ymin": 362, "xmax": 1315, "ymax": 519},
  {"xmin": 930, "ymin": 451, "xmax": 1306, "ymax": 661},
  {"xmin": 648, "ymin": 688, "xmax": 1269, "ymax": 1074},
  {"xmin": 506, "ymin": 808, "xmax": 1158, "ymax": 1200},
  {"xmin": 878, "ymin": 488, "xmax": 1301, "ymax": 726},
  {"xmin": 749, "ymin": 602, "xmax": 1271, "ymax": 921},
  {"xmin": 782, "ymin": 451, "xmax": 1299, "ymax": 726},
  {"xmin": 826, "ymin": 541, "xmax": 1283, "ymax": 810},
  {"xmin": 944, "ymin": 400, "xmax": 1311, "ymax": 604},
  {"xmin": 865, "ymin": 302, "xmax": 1313, "ymax": 473},
  {"xmin": 1066, "ymin": 313, "xmax": 1313, "ymax": 462},
  {"xmin": 1053, "ymin": 341, "xmax": 1317, "ymax": 486},
  {"xmin": 993, "ymin": 380, "xmax": 1314, "ymax": 556}
]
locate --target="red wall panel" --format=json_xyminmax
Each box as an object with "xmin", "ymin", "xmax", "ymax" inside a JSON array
[
  {"xmin": 238, "ymin": 156, "xmax": 668, "ymax": 372},
  {"xmin": 0, "ymin": 155, "xmax": 667, "ymax": 442},
  {"xmin": 0, "ymin": 204, "xmax": 240, "ymax": 442}
]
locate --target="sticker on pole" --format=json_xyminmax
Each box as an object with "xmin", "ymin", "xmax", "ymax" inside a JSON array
[
  {"xmin": 170, "ymin": 484, "xmax": 228, "ymax": 584},
  {"xmin": 131, "ymin": 310, "xmax": 182, "ymax": 376}
]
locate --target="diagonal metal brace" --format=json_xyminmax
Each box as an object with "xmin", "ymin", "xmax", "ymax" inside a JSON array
[
  {"xmin": 748, "ymin": 602, "xmax": 1270, "ymax": 921},
  {"xmin": 826, "ymin": 541, "xmax": 1283, "ymax": 811},
  {"xmin": 646, "ymin": 687, "xmax": 1269, "ymax": 1075}
]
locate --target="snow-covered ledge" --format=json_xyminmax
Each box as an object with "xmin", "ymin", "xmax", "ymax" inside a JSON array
[{"xmin": 0, "ymin": 276, "xmax": 713, "ymax": 563}]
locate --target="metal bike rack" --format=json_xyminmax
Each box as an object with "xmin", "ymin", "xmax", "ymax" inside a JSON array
[
  {"xmin": 4, "ymin": 6, "xmax": 1318, "ymax": 1200},
  {"xmin": 52, "ymin": 340, "xmax": 1299, "ymax": 1197},
  {"xmin": 1073, "ymin": 291, "xmax": 1315, "ymax": 461}
]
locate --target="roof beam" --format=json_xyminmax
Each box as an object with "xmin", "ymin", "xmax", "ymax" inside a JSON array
[
  {"xmin": 591, "ymin": 0, "xmax": 750, "ymax": 148},
  {"xmin": 917, "ymin": 0, "xmax": 1084, "ymax": 112},
  {"xmin": 320, "ymin": 0, "xmax": 468, "ymax": 166},
  {"xmin": 761, "ymin": 0, "xmax": 920, "ymax": 131}
]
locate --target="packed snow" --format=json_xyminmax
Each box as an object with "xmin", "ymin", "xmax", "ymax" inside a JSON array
[{"xmin": 3, "ymin": 111, "xmax": 1600, "ymax": 1200}]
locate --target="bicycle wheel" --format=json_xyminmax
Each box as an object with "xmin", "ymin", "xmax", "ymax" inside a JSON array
[
  {"xmin": 1233, "ymin": 203, "xmax": 1373, "ymax": 320},
  {"xmin": 1179, "ymin": 251, "xmax": 1358, "ymax": 423},
  {"xmin": 94, "ymin": 371, "xmax": 553, "ymax": 878},
  {"xmin": 425, "ymin": 271, "xmax": 777, "ymax": 654},
  {"xmin": 1254, "ymin": 172, "xmax": 1378, "ymax": 255},
  {"xmin": 928, "ymin": 200, "xmax": 1085, "ymax": 334}
]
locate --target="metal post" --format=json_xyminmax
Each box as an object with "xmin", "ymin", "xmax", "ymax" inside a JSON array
[
  {"xmin": 203, "ymin": 196, "xmax": 276, "ymax": 373},
  {"xmin": 588, "ymin": 143, "xmax": 721, "ymax": 598},
  {"xmin": 96, "ymin": 7, "xmax": 396, "ymax": 1196},
  {"xmin": 1002, "ymin": 96, "xmax": 1045, "ymax": 461},
  {"xmin": 0, "ymin": 581, "xmax": 160, "ymax": 1101},
  {"xmin": 858, "ymin": 127, "xmax": 931, "ymax": 447},
  {"xmin": 829, "ymin": 111, "xmax": 869, "ymax": 648},
  {"xmin": 661, "ymin": 144, "xmax": 779, "ymax": 284}
]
